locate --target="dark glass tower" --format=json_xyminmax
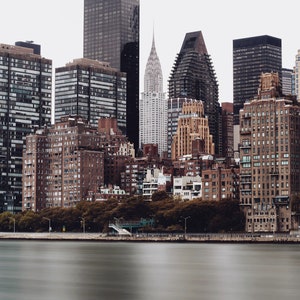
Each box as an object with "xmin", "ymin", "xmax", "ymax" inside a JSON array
[
  {"xmin": 168, "ymin": 31, "xmax": 221, "ymax": 156},
  {"xmin": 0, "ymin": 43, "xmax": 52, "ymax": 213},
  {"xmin": 55, "ymin": 58, "xmax": 127, "ymax": 133},
  {"xmin": 83, "ymin": 0, "xmax": 139, "ymax": 150},
  {"xmin": 233, "ymin": 35, "xmax": 282, "ymax": 124}
]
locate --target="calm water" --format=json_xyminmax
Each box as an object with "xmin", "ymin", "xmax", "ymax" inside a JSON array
[{"xmin": 0, "ymin": 241, "xmax": 299, "ymax": 300}]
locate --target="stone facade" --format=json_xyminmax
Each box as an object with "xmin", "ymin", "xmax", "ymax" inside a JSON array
[{"xmin": 239, "ymin": 73, "xmax": 300, "ymax": 233}]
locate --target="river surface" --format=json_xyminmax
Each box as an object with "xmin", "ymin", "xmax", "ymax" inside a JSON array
[{"xmin": 0, "ymin": 241, "xmax": 299, "ymax": 300}]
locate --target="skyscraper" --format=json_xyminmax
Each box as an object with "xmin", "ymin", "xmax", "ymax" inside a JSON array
[
  {"xmin": 233, "ymin": 35, "xmax": 282, "ymax": 124},
  {"xmin": 0, "ymin": 43, "xmax": 52, "ymax": 213},
  {"xmin": 168, "ymin": 31, "xmax": 220, "ymax": 156},
  {"xmin": 239, "ymin": 72, "xmax": 300, "ymax": 233},
  {"xmin": 140, "ymin": 35, "xmax": 167, "ymax": 156},
  {"xmin": 55, "ymin": 58, "xmax": 127, "ymax": 132},
  {"xmin": 84, "ymin": 0, "xmax": 139, "ymax": 149}
]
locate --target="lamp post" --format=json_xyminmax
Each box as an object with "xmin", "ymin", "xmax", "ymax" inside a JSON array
[
  {"xmin": 80, "ymin": 217, "xmax": 86, "ymax": 234},
  {"xmin": 181, "ymin": 216, "xmax": 191, "ymax": 239},
  {"xmin": 43, "ymin": 217, "xmax": 51, "ymax": 234},
  {"xmin": 9, "ymin": 217, "xmax": 15, "ymax": 233}
]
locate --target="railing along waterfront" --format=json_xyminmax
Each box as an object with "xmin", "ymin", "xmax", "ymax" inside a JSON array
[{"xmin": 0, "ymin": 232, "xmax": 300, "ymax": 243}]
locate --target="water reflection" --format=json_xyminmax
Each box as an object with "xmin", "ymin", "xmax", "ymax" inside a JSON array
[{"xmin": 0, "ymin": 241, "xmax": 300, "ymax": 300}]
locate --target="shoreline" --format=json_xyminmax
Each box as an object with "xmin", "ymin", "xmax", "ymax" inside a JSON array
[{"xmin": 1, "ymin": 232, "xmax": 300, "ymax": 243}]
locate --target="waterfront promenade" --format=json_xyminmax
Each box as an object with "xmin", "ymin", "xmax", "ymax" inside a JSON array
[{"xmin": 1, "ymin": 232, "xmax": 300, "ymax": 243}]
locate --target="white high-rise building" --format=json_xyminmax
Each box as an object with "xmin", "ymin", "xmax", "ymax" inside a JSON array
[{"xmin": 140, "ymin": 35, "xmax": 167, "ymax": 156}]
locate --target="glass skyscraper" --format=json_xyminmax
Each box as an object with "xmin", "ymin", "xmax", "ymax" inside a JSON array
[
  {"xmin": 0, "ymin": 43, "xmax": 52, "ymax": 213},
  {"xmin": 55, "ymin": 58, "xmax": 127, "ymax": 133},
  {"xmin": 233, "ymin": 35, "xmax": 282, "ymax": 124},
  {"xmin": 83, "ymin": 0, "xmax": 139, "ymax": 149}
]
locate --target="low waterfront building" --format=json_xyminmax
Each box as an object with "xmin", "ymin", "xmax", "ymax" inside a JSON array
[
  {"xmin": 142, "ymin": 168, "xmax": 170, "ymax": 200},
  {"xmin": 173, "ymin": 176, "xmax": 202, "ymax": 201}
]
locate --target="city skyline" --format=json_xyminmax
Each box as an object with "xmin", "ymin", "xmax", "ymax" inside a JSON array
[{"xmin": 1, "ymin": 0, "xmax": 299, "ymax": 102}]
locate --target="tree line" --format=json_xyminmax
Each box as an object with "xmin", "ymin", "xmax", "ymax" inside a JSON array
[{"xmin": 0, "ymin": 192, "xmax": 245, "ymax": 233}]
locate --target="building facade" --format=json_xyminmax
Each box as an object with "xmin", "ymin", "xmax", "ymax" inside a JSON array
[
  {"xmin": 239, "ymin": 73, "xmax": 300, "ymax": 233},
  {"xmin": 168, "ymin": 31, "xmax": 220, "ymax": 155},
  {"xmin": 23, "ymin": 116, "xmax": 135, "ymax": 211},
  {"xmin": 294, "ymin": 50, "xmax": 300, "ymax": 100},
  {"xmin": 142, "ymin": 168, "xmax": 169, "ymax": 200},
  {"xmin": 171, "ymin": 100, "xmax": 214, "ymax": 160},
  {"xmin": 173, "ymin": 176, "xmax": 202, "ymax": 201},
  {"xmin": 172, "ymin": 154, "xmax": 214, "ymax": 177},
  {"xmin": 23, "ymin": 116, "xmax": 105, "ymax": 211},
  {"xmin": 282, "ymin": 68, "xmax": 294, "ymax": 96},
  {"xmin": 202, "ymin": 164, "xmax": 239, "ymax": 201},
  {"xmin": 140, "ymin": 35, "xmax": 167, "ymax": 156},
  {"xmin": 0, "ymin": 43, "xmax": 52, "ymax": 213},
  {"xmin": 221, "ymin": 102, "xmax": 234, "ymax": 165},
  {"xmin": 55, "ymin": 58, "xmax": 127, "ymax": 132},
  {"xmin": 233, "ymin": 35, "xmax": 282, "ymax": 125},
  {"xmin": 83, "ymin": 0, "xmax": 140, "ymax": 150},
  {"xmin": 168, "ymin": 97, "xmax": 191, "ymax": 158},
  {"xmin": 98, "ymin": 118, "xmax": 135, "ymax": 187}
]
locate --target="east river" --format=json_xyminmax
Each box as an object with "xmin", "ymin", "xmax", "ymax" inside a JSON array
[{"xmin": 0, "ymin": 241, "xmax": 300, "ymax": 300}]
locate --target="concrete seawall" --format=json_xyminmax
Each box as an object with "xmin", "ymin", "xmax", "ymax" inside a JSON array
[{"xmin": 1, "ymin": 232, "xmax": 300, "ymax": 243}]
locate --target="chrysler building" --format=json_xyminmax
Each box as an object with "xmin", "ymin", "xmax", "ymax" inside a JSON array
[{"xmin": 140, "ymin": 35, "xmax": 167, "ymax": 156}]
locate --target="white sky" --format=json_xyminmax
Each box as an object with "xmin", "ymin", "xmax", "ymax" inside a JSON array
[{"xmin": 1, "ymin": 0, "xmax": 299, "ymax": 102}]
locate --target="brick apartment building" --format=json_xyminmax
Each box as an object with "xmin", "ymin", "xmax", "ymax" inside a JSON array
[
  {"xmin": 23, "ymin": 116, "xmax": 134, "ymax": 211},
  {"xmin": 202, "ymin": 163, "xmax": 239, "ymax": 201},
  {"xmin": 240, "ymin": 72, "xmax": 300, "ymax": 233}
]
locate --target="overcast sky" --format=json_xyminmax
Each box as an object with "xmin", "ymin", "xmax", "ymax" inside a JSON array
[{"xmin": 1, "ymin": 0, "xmax": 299, "ymax": 102}]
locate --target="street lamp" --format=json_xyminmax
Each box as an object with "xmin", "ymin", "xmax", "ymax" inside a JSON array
[
  {"xmin": 181, "ymin": 216, "xmax": 191, "ymax": 239},
  {"xmin": 9, "ymin": 217, "xmax": 15, "ymax": 233},
  {"xmin": 43, "ymin": 217, "xmax": 51, "ymax": 234},
  {"xmin": 80, "ymin": 217, "xmax": 86, "ymax": 234}
]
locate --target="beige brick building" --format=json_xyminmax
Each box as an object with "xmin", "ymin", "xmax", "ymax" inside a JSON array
[
  {"xmin": 239, "ymin": 73, "xmax": 300, "ymax": 233},
  {"xmin": 171, "ymin": 100, "xmax": 214, "ymax": 160}
]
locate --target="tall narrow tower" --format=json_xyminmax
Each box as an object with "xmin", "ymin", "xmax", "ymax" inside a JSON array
[
  {"xmin": 83, "ymin": 0, "xmax": 140, "ymax": 150},
  {"xmin": 0, "ymin": 43, "xmax": 52, "ymax": 213},
  {"xmin": 140, "ymin": 35, "xmax": 167, "ymax": 156},
  {"xmin": 168, "ymin": 31, "xmax": 220, "ymax": 156}
]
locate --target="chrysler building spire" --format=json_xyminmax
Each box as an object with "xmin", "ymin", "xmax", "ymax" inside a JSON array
[
  {"xmin": 140, "ymin": 32, "xmax": 167, "ymax": 156},
  {"xmin": 144, "ymin": 33, "xmax": 163, "ymax": 93}
]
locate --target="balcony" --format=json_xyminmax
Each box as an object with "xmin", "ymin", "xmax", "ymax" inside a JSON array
[
  {"xmin": 240, "ymin": 143, "xmax": 251, "ymax": 149},
  {"xmin": 240, "ymin": 128, "xmax": 251, "ymax": 135}
]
